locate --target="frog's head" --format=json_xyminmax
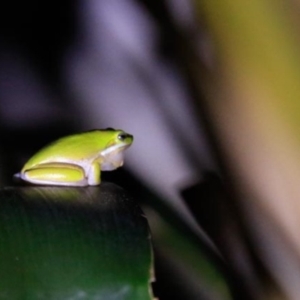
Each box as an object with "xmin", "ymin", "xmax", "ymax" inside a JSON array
[{"xmin": 100, "ymin": 129, "xmax": 134, "ymax": 170}]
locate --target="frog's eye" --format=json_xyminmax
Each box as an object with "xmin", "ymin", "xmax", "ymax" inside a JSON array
[{"xmin": 118, "ymin": 133, "xmax": 128, "ymax": 141}]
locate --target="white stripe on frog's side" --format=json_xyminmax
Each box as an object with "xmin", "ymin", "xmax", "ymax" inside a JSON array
[{"xmin": 100, "ymin": 142, "xmax": 128, "ymax": 157}]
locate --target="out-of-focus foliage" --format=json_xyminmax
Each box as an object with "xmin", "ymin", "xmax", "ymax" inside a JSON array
[{"xmin": 193, "ymin": 0, "xmax": 300, "ymax": 298}]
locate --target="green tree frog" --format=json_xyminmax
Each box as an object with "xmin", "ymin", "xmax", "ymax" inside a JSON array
[{"xmin": 14, "ymin": 128, "xmax": 133, "ymax": 186}]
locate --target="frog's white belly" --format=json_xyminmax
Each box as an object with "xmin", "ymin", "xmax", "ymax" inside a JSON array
[{"xmin": 100, "ymin": 143, "xmax": 127, "ymax": 171}]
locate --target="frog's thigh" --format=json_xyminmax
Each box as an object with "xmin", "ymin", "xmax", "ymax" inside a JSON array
[
  {"xmin": 87, "ymin": 161, "xmax": 101, "ymax": 185},
  {"xmin": 24, "ymin": 163, "xmax": 88, "ymax": 186}
]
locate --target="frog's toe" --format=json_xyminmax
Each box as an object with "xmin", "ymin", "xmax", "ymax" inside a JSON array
[{"xmin": 13, "ymin": 172, "xmax": 22, "ymax": 181}]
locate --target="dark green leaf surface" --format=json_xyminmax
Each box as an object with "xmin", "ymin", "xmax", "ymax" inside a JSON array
[{"xmin": 0, "ymin": 183, "xmax": 153, "ymax": 300}]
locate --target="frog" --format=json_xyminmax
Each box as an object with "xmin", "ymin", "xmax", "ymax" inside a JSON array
[{"xmin": 14, "ymin": 128, "xmax": 134, "ymax": 186}]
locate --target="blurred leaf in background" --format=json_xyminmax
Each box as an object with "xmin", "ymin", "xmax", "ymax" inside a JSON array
[{"xmin": 192, "ymin": 0, "xmax": 300, "ymax": 298}]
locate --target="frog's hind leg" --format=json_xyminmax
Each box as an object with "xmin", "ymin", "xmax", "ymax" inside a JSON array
[{"xmin": 20, "ymin": 163, "xmax": 88, "ymax": 186}]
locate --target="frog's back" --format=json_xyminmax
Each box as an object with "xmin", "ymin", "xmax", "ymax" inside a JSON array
[{"xmin": 22, "ymin": 131, "xmax": 107, "ymax": 170}]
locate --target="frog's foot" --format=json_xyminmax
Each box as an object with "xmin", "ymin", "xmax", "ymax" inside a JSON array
[
  {"xmin": 87, "ymin": 161, "xmax": 101, "ymax": 186},
  {"xmin": 13, "ymin": 172, "xmax": 22, "ymax": 181},
  {"xmin": 19, "ymin": 163, "xmax": 89, "ymax": 187}
]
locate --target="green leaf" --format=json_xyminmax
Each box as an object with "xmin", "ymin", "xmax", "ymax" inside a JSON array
[{"xmin": 0, "ymin": 183, "xmax": 153, "ymax": 300}]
